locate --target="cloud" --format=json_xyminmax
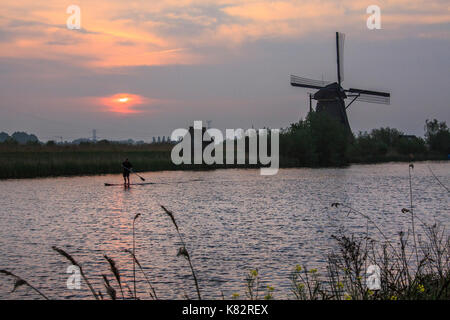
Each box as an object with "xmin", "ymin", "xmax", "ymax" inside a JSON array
[{"xmin": 1, "ymin": 0, "xmax": 449, "ymax": 69}]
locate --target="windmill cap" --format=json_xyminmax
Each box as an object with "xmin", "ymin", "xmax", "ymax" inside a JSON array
[{"xmin": 313, "ymin": 82, "xmax": 347, "ymax": 100}]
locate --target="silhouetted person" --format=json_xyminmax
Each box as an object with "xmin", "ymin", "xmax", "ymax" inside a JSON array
[{"xmin": 122, "ymin": 158, "xmax": 133, "ymax": 186}]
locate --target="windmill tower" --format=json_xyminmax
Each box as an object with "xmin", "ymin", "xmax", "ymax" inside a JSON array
[{"xmin": 290, "ymin": 32, "xmax": 390, "ymax": 132}]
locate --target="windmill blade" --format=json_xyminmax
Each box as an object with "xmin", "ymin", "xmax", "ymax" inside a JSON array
[
  {"xmin": 336, "ymin": 32, "xmax": 345, "ymax": 84},
  {"xmin": 356, "ymin": 94, "xmax": 390, "ymax": 104},
  {"xmin": 290, "ymin": 75, "xmax": 330, "ymax": 90},
  {"xmin": 346, "ymin": 88, "xmax": 391, "ymax": 105},
  {"xmin": 346, "ymin": 88, "xmax": 390, "ymax": 97}
]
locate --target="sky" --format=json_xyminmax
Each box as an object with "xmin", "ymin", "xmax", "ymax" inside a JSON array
[{"xmin": 0, "ymin": 0, "xmax": 449, "ymax": 141}]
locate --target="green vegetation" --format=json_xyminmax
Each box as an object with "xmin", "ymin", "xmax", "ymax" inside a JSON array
[
  {"xmin": 0, "ymin": 131, "xmax": 39, "ymax": 144},
  {"xmin": 280, "ymin": 113, "xmax": 449, "ymax": 167},
  {"xmin": 0, "ymin": 115, "xmax": 448, "ymax": 179},
  {"xmin": 425, "ymin": 119, "xmax": 450, "ymax": 155},
  {"xmin": 279, "ymin": 112, "xmax": 349, "ymax": 167},
  {"xmin": 287, "ymin": 207, "xmax": 450, "ymax": 300},
  {"xmin": 0, "ymin": 143, "xmax": 176, "ymax": 179}
]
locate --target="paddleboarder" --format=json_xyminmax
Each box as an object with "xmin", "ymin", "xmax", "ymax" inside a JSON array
[{"xmin": 122, "ymin": 158, "xmax": 133, "ymax": 186}]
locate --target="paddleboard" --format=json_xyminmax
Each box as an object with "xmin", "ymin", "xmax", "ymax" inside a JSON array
[
  {"xmin": 104, "ymin": 179, "xmax": 204, "ymax": 187},
  {"xmin": 104, "ymin": 182, "xmax": 156, "ymax": 186}
]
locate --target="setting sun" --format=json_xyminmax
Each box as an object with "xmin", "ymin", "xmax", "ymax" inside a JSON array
[{"xmin": 98, "ymin": 93, "xmax": 148, "ymax": 114}]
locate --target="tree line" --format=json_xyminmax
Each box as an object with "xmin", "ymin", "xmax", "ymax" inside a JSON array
[{"xmin": 279, "ymin": 113, "xmax": 450, "ymax": 166}]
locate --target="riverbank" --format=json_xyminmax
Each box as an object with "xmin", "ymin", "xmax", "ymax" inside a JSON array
[
  {"xmin": 0, "ymin": 143, "xmax": 174, "ymax": 179},
  {"xmin": 0, "ymin": 143, "xmax": 447, "ymax": 179},
  {"xmin": 2, "ymin": 116, "xmax": 448, "ymax": 179}
]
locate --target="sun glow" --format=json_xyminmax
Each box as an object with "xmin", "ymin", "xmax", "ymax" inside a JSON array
[{"xmin": 98, "ymin": 93, "xmax": 148, "ymax": 114}]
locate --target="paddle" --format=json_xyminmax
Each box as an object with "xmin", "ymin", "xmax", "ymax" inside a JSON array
[{"xmin": 122, "ymin": 165, "xmax": 146, "ymax": 181}]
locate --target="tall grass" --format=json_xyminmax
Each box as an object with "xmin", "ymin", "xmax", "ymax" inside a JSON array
[
  {"xmin": 0, "ymin": 150, "xmax": 175, "ymax": 179},
  {"xmin": 161, "ymin": 205, "xmax": 202, "ymax": 300},
  {"xmin": 288, "ymin": 222, "xmax": 449, "ymax": 300},
  {"xmin": 288, "ymin": 164, "xmax": 449, "ymax": 300},
  {"xmin": 0, "ymin": 270, "xmax": 49, "ymax": 300},
  {"xmin": 51, "ymin": 246, "xmax": 99, "ymax": 300},
  {"xmin": 2, "ymin": 130, "xmax": 448, "ymax": 180}
]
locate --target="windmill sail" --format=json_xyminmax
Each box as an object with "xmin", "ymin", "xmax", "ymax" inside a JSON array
[
  {"xmin": 355, "ymin": 94, "xmax": 390, "ymax": 105},
  {"xmin": 336, "ymin": 32, "xmax": 345, "ymax": 84},
  {"xmin": 290, "ymin": 75, "xmax": 331, "ymax": 90},
  {"xmin": 346, "ymin": 88, "xmax": 390, "ymax": 105},
  {"xmin": 290, "ymin": 31, "xmax": 391, "ymax": 131}
]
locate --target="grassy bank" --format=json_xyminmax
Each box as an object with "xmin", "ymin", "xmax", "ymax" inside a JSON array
[
  {"xmin": 0, "ymin": 143, "xmax": 176, "ymax": 179},
  {"xmin": 0, "ymin": 143, "xmax": 447, "ymax": 180},
  {"xmin": 0, "ymin": 150, "xmax": 176, "ymax": 179},
  {"xmin": 0, "ymin": 115, "xmax": 448, "ymax": 179}
]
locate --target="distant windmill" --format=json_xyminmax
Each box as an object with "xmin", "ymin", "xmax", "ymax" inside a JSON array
[{"xmin": 290, "ymin": 32, "xmax": 390, "ymax": 132}]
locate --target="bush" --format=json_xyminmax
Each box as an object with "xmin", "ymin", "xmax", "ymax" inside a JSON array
[
  {"xmin": 370, "ymin": 127, "xmax": 403, "ymax": 148},
  {"xmin": 349, "ymin": 126, "xmax": 429, "ymax": 161},
  {"xmin": 395, "ymin": 136, "xmax": 427, "ymax": 155},
  {"xmin": 351, "ymin": 132, "xmax": 389, "ymax": 158},
  {"xmin": 425, "ymin": 119, "xmax": 450, "ymax": 154},
  {"xmin": 280, "ymin": 111, "xmax": 349, "ymax": 166}
]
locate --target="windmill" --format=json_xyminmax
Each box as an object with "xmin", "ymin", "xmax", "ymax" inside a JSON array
[{"xmin": 290, "ymin": 32, "xmax": 390, "ymax": 132}]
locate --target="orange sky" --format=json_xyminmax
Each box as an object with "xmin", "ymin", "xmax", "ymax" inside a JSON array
[
  {"xmin": 1, "ymin": 0, "xmax": 449, "ymax": 69},
  {"xmin": 0, "ymin": 0, "xmax": 449, "ymax": 138}
]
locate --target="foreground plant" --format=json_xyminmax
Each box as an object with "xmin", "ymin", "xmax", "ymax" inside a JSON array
[
  {"xmin": 0, "ymin": 270, "xmax": 49, "ymax": 300},
  {"xmin": 291, "ymin": 265, "xmax": 327, "ymax": 300},
  {"xmin": 52, "ymin": 246, "xmax": 99, "ymax": 300},
  {"xmin": 246, "ymin": 269, "xmax": 260, "ymax": 300},
  {"xmin": 161, "ymin": 205, "xmax": 202, "ymax": 300}
]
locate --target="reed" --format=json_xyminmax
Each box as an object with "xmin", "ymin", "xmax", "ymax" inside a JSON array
[
  {"xmin": 124, "ymin": 249, "xmax": 158, "ymax": 300},
  {"xmin": 132, "ymin": 213, "xmax": 141, "ymax": 299},
  {"xmin": 0, "ymin": 270, "xmax": 49, "ymax": 300},
  {"xmin": 102, "ymin": 274, "xmax": 116, "ymax": 300},
  {"xmin": 287, "ymin": 225, "xmax": 449, "ymax": 300},
  {"xmin": 104, "ymin": 255, "xmax": 124, "ymax": 299},
  {"xmin": 286, "ymin": 165, "xmax": 450, "ymax": 300},
  {"xmin": 161, "ymin": 205, "xmax": 202, "ymax": 300},
  {"xmin": 52, "ymin": 246, "xmax": 99, "ymax": 300}
]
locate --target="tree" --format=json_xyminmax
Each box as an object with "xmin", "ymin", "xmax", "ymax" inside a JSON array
[
  {"xmin": 425, "ymin": 119, "xmax": 450, "ymax": 154},
  {"xmin": 370, "ymin": 127, "xmax": 402, "ymax": 148},
  {"xmin": 351, "ymin": 131, "xmax": 389, "ymax": 158},
  {"xmin": 396, "ymin": 136, "xmax": 427, "ymax": 155},
  {"xmin": 280, "ymin": 111, "xmax": 349, "ymax": 166},
  {"xmin": 11, "ymin": 131, "xmax": 39, "ymax": 144},
  {"xmin": 0, "ymin": 132, "xmax": 10, "ymax": 143}
]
